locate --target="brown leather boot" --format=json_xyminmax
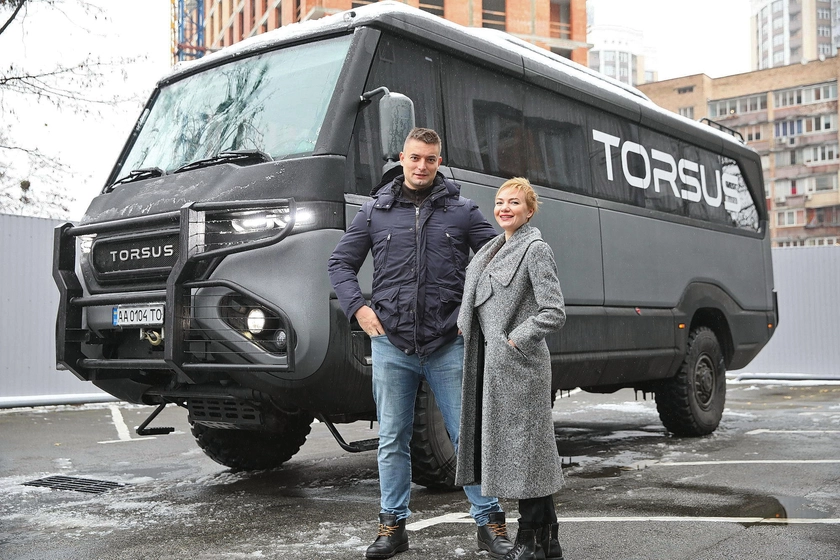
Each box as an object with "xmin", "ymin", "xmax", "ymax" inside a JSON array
[
  {"xmin": 365, "ymin": 513, "xmax": 409, "ymax": 559},
  {"xmin": 477, "ymin": 512, "xmax": 515, "ymax": 558}
]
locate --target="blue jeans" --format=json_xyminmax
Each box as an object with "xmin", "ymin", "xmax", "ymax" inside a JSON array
[{"xmin": 370, "ymin": 335, "xmax": 501, "ymax": 526}]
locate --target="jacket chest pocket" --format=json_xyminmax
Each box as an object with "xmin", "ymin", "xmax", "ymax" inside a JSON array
[
  {"xmin": 422, "ymin": 226, "xmax": 465, "ymax": 286},
  {"xmin": 372, "ymin": 231, "xmax": 392, "ymax": 271}
]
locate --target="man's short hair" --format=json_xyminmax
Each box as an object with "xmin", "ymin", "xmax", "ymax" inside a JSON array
[{"xmin": 405, "ymin": 127, "xmax": 441, "ymax": 147}]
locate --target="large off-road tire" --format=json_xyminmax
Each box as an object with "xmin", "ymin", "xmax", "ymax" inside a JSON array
[
  {"xmin": 655, "ymin": 327, "xmax": 726, "ymax": 436},
  {"xmin": 191, "ymin": 409, "xmax": 313, "ymax": 471},
  {"xmin": 410, "ymin": 381, "xmax": 458, "ymax": 490}
]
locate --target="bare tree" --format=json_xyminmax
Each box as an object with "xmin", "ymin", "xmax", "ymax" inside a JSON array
[{"xmin": 0, "ymin": 0, "xmax": 141, "ymax": 219}]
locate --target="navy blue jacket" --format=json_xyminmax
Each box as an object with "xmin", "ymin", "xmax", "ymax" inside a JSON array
[{"xmin": 328, "ymin": 173, "xmax": 497, "ymax": 356}]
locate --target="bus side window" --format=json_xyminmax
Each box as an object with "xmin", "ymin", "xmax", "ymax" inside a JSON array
[
  {"xmin": 719, "ymin": 156, "xmax": 760, "ymax": 231},
  {"xmin": 472, "ymin": 100, "xmax": 524, "ymax": 179},
  {"xmin": 442, "ymin": 56, "xmax": 526, "ymax": 178},
  {"xmin": 523, "ymin": 85, "xmax": 590, "ymax": 195},
  {"xmin": 348, "ymin": 36, "xmax": 442, "ymax": 196},
  {"xmin": 637, "ymin": 128, "xmax": 686, "ymax": 216},
  {"xmin": 586, "ymin": 110, "xmax": 644, "ymax": 207}
]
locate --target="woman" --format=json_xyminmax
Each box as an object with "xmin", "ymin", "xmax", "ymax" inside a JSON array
[{"xmin": 456, "ymin": 178, "xmax": 566, "ymax": 560}]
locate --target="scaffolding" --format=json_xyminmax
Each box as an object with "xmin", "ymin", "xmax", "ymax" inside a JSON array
[{"xmin": 172, "ymin": 0, "xmax": 206, "ymax": 64}]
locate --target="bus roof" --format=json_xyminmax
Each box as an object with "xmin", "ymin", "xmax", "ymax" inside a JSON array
[{"xmin": 163, "ymin": 1, "xmax": 747, "ymax": 153}]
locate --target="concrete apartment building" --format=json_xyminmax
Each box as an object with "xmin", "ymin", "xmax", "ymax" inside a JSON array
[
  {"xmin": 638, "ymin": 58, "xmax": 840, "ymax": 247},
  {"xmin": 203, "ymin": 0, "xmax": 589, "ymax": 62},
  {"xmin": 585, "ymin": 0, "xmax": 657, "ymax": 88},
  {"xmin": 750, "ymin": 0, "xmax": 839, "ymax": 70},
  {"xmin": 586, "ymin": 23, "xmax": 657, "ymax": 86}
]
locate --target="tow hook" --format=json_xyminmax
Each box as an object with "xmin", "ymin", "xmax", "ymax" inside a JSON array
[
  {"xmin": 141, "ymin": 328, "xmax": 164, "ymax": 346},
  {"xmin": 136, "ymin": 403, "xmax": 175, "ymax": 436}
]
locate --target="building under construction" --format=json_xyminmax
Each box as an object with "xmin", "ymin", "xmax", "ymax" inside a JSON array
[{"xmin": 179, "ymin": 0, "xmax": 588, "ymax": 64}]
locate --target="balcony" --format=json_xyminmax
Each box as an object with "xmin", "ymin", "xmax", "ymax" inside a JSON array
[
  {"xmin": 774, "ymin": 102, "xmax": 837, "ymax": 120},
  {"xmin": 549, "ymin": 20, "xmax": 571, "ymax": 40},
  {"xmin": 806, "ymin": 190, "xmax": 840, "ymax": 208},
  {"xmin": 713, "ymin": 112, "xmax": 768, "ymax": 129},
  {"xmin": 804, "ymin": 160, "xmax": 840, "ymax": 172},
  {"xmin": 749, "ymin": 139, "xmax": 771, "ymax": 155},
  {"xmin": 481, "ymin": 13, "xmax": 505, "ymax": 30},
  {"xmin": 771, "ymin": 131, "xmax": 837, "ymax": 152}
]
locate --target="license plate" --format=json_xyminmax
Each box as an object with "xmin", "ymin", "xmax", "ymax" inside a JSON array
[{"xmin": 112, "ymin": 304, "xmax": 165, "ymax": 327}]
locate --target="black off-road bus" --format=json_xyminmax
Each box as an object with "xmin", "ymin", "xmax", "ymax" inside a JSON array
[{"xmin": 53, "ymin": 3, "xmax": 777, "ymax": 487}]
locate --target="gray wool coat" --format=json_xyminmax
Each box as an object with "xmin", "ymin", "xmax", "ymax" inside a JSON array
[{"xmin": 455, "ymin": 223, "xmax": 566, "ymax": 499}]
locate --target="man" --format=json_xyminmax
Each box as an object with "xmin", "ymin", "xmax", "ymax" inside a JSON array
[{"xmin": 328, "ymin": 128, "xmax": 513, "ymax": 559}]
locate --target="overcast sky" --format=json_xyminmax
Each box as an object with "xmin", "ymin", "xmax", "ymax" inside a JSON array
[
  {"xmin": 2, "ymin": 0, "xmax": 755, "ymax": 219},
  {"xmin": 1, "ymin": 0, "xmax": 171, "ymax": 219},
  {"xmin": 589, "ymin": 0, "xmax": 753, "ymax": 80}
]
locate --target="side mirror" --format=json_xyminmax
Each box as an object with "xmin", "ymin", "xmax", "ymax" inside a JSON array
[{"xmin": 379, "ymin": 92, "xmax": 415, "ymax": 162}]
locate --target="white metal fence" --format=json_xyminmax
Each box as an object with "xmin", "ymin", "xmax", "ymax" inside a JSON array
[
  {"xmin": 730, "ymin": 245, "xmax": 840, "ymax": 380},
  {"xmin": 0, "ymin": 214, "xmax": 113, "ymax": 407},
  {"xmin": 1, "ymin": 214, "xmax": 838, "ymax": 407}
]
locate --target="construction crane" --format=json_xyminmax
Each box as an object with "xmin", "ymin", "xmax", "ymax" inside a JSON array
[{"xmin": 172, "ymin": 0, "xmax": 206, "ymax": 64}]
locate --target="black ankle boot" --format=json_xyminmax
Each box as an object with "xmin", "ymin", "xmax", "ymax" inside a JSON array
[
  {"xmin": 502, "ymin": 527, "xmax": 539, "ymax": 560},
  {"xmin": 477, "ymin": 512, "xmax": 515, "ymax": 558},
  {"xmin": 365, "ymin": 513, "xmax": 409, "ymax": 559},
  {"xmin": 539, "ymin": 523, "xmax": 564, "ymax": 560}
]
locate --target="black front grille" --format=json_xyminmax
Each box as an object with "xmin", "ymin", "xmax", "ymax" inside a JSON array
[{"xmin": 92, "ymin": 232, "xmax": 179, "ymax": 275}]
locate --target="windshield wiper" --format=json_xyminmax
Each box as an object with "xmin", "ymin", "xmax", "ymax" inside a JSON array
[
  {"xmin": 173, "ymin": 150, "xmax": 273, "ymax": 174},
  {"xmin": 106, "ymin": 167, "xmax": 166, "ymax": 192}
]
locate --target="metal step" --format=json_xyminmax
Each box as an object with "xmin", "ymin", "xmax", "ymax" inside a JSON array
[
  {"xmin": 345, "ymin": 437, "xmax": 379, "ymax": 452},
  {"xmin": 136, "ymin": 402, "xmax": 176, "ymax": 436},
  {"xmin": 318, "ymin": 415, "xmax": 379, "ymax": 453}
]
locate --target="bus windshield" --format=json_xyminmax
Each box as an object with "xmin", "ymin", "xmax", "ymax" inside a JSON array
[{"xmin": 113, "ymin": 34, "xmax": 353, "ymax": 181}]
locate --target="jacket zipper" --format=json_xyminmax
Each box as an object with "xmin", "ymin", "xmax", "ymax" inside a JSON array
[
  {"xmin": 445, "ymin": 231, "xmax": 458, "ymax": 267},
  {"xmin": 414, "ymin": 205, "xmax": 420, "ymax": 354}
]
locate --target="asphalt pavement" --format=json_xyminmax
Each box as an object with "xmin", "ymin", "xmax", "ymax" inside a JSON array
[{"xmin": 1, "ymin": 379, "xmax": 839, "ymax": 559}]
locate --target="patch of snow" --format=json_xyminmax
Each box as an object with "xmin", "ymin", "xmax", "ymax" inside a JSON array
[
  {"xmin": 589, "ymin": 401, "xmax": 658, "ymax": 414},
  {"xmin": 721, "ymin": 411, "xmax": 756, "ymax": 418},
  {"xmin": 728, "ymin": 377, "xmax": 840, "ymax": 386},
  {"xmin": 0, "ymin": 401, "xmax": 149, "ymax": 415},
  {"xmin": 52, "ymin": 458, "xmax": 73, "ymax": 470},
  {"xmin": 596, "ymin": 430, "xmax": 661, "ymax": 441}
]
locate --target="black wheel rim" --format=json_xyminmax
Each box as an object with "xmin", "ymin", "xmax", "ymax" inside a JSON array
[{"xmin": 694, "ymin": 353, "xmax": 716, "ymax": 410}]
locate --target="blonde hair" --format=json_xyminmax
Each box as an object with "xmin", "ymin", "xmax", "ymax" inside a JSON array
[{"xmin": 496, "ymin": 177, "xmax": 540, "ymax": 219}]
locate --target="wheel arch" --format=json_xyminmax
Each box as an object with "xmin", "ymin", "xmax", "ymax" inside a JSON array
[
  {"xmin": 676, "ymin": 282, "xmax": 742, "ymax": 370},
  {"xmin": 689, "ymin": 307, "xmax": 734, "ymax": 368}
]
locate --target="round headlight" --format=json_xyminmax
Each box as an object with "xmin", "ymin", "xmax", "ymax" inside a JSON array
[
  {"xmin": 274, "ymin": 329, "xmax": 288, "ymax": 351},
  {"xmin": 247, "ymin": 308, "xmax": 266, "ymax": 334}
]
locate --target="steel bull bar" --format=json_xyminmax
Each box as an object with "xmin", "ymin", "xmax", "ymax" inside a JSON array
[{"xmin": 53, "ymin": 199, "xmax": 299, "ymax": 383}]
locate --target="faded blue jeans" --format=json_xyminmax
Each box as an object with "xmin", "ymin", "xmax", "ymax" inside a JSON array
[{"xmin": 370, "ymin": 334, "xmax": 501, "ymax": 526}]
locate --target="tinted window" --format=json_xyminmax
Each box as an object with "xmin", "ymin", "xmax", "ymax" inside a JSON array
[
  {"xmin": 587, "ymin": 108, "xmax": 644, "ymax": 206},
  {"xmin": 442, "ymin": 57, "xmax": 525, "ymax": 178},
  {"xmin": 349, "ymin": 36, "xmax": 441, "ymax": 195},
  {"xmin": 354, "ymin": 42, "xmax": 760, "ymax": 232},
  {"xmin": 523, "ymin": 86, "xmax": 590, "ymax": 194},
  {"xmin": 639, "ymin": 130, "xmax": 686, "ymax": 216},
  {"xmin": 442, "ymin": 56, "xmax": 591, "ymax": 193},
  {"xmin": 720, "ymin": 155, "xmax": 760, "ymax": 230},
  {"xmin": 591, "ymin": 120, "xmax": 760, "ymax": 231}
]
